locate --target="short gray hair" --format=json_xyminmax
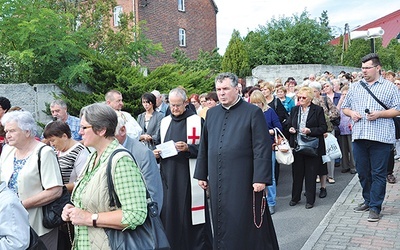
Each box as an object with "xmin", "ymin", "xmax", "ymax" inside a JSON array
[
  {"xmin": 105, "ymin": 90, "xmax": 122, "ymax": 102},
  {"xmin": 169, "ymin": 88, "xmax": 187, "ymax": 102},
  {"xmin": 1, "ymin": 110, "xmax": 37, "ymax": 137},
  {"xmin": 215, "ymin": 72, "xmax": 238, "ymax": 87},
  {"xmin": 50, "ymin": 99, "xmax": 67, "ymax": 109},
  {"xmin": 80, "ymin": 103, "xmax": 117, "ymax": 138},
  {"xmin": 115, "ymin": 111, "xmax": 126, "ymax": 136}
]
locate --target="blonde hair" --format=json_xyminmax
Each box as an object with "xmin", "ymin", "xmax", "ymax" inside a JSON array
[
  {"xmin": 297, "ymin": 87, "xmax": 314, "ymax": 100},
  {"xmin": 259, "ymin": 81, "xmax": 274, "ymax": 92},
  {"xmin": 249, "ymin": 90, "xmax": 270, "ymax": 112}
]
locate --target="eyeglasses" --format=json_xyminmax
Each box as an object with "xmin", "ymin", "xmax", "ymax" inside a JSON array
[
  {"xmin": 361, "ymin": 66, "xmax": 376, "ymax": 70},
  {"xmin": 80, "ymin": 125, "xmax": 92, "ymax": 130},
  {"xmin": 297, "ymin": 96, "xmax": 307, "ymax": 100}
]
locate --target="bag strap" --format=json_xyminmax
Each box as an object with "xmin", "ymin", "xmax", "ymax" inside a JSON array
[
  {"xmin": 37, "ymin": 145, "xmax": 47, "ymax": 190},
  {"xmin": 273, "ymin": 127, "xmax": 287, "ymax": 140},
  {"xmin": 324, "ymin": 95, "xmax": 330, "ymax": 112},
  {"xmin": 359, "ymin": 81, "xmax": 389, "ymax": 110},
  {"xmin": 106, "ymin": 148, "xmax": 151, "ymax": 208}
]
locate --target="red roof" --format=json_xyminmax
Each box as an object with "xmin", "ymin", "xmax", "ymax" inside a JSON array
[{"xmin": 331, "ymin": 9, "xmax": 400, "ymax": 47}]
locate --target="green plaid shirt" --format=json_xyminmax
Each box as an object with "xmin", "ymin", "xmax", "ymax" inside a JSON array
[{"xmin": 72, "ymin": 139, "xmax": 147, "ymax": 249}]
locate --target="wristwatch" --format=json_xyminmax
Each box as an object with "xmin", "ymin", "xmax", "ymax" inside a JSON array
[{"xmin": 92, "ymin": 213, "xmax": 99, "ymax": 228}]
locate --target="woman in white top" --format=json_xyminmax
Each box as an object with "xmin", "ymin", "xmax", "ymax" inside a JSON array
[{"xmin": 0, "ymin": 110, "xmax": 63, "ymax": 249}]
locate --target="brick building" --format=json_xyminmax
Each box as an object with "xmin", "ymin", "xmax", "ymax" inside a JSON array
[{"xmin": 113, "ymin": 0, "xmax": 218, "ymax": 70}]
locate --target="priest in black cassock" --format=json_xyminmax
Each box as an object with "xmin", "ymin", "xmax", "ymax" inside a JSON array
[
  {"xmin": 154, "ymin": 87, "xmax": 212, "ymax": 250},
  {"xmin": 194, "ymin": 73, "xmax": 279, "ymax": 250}
]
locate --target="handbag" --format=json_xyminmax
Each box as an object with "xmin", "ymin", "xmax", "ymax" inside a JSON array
[
  {"xmin": 27, "ymin": 226, "xmax": 47, "ymax": 250},
  {"xmin": 105, "ymin": 149, "xmax": 170, "ymax": 250},
  {"xmin": 293, "ymin": 109, "xmax": 319, "ymax": 157},
  {"xmin": 360, "ymin": 81, "xmax": 400, "ymax": 139},
  {"xmin": 324, "ymin": 133, "xmax": 342, "ymax": 161},
  {"xmin": 37, "ymin": 145, "xmax": 72, "ymax": 229},
  {"xmin": 294, "ymin": 133, "xmax": 319, "ymax": 157},
  {"xmin": 273, "ymin": 128, "xmax": 294, "ymax": 165}
]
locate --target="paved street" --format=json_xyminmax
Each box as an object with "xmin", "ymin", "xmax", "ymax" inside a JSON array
[{"xmin": 272, "ymin": 161, "xmax": 400, "ymax": 250}]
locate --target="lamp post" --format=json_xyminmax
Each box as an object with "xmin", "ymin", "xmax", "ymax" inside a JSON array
[{"xmin": 350, "ymin": 27, "xmax": 385, "ymax": 53}]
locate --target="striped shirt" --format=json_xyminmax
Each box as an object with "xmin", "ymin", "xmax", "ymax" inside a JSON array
[
  {"xmin": 341, "ymin": 76, "xmax": 400, "ymax": 144},
  {"xmin": 57, "ymin": 143, "xmax": 89, "ymax": 184}
]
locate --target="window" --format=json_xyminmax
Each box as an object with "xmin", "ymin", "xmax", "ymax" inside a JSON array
[
  {"xmin": 178, "ymin": 0, "xmax": 185, "ymax": 11},
  {"xmin": 179, "ymin": 28, "xmax": 186, "ymax": 47},
  {"xmin": 113, "ymin": 6, "xmax": 123, "ymax": 27}
]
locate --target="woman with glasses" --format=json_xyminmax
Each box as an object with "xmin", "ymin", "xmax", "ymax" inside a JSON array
[
  {"xmin": 286, "ymin": 87, "xmax": 327, "ymax": 209},
  {"xmin": 62, "ymin": 103, "xmax": 147, "ymax": 248}
]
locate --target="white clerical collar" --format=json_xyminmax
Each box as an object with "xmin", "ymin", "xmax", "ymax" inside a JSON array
[{"xmin": 221, "ymin": 96, "xmax": 241, "ymax": 110}]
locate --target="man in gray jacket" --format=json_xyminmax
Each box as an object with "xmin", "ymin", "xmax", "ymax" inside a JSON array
[{"xmin": 114, "ymin": 112, "xmax": 163, "ymax": 213}]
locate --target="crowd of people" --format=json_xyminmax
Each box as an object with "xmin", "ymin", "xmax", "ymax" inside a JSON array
[{"xmin": 0, "ymin": 52, "xmax": 399, "ymax": 249}]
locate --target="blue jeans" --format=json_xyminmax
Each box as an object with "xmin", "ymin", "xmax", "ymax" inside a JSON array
[
  {"xmin": 267, "ymin": 151, "xmax": 276, "ymax": 207},
  {"xmin": 353, "ymin": 140, "xmax": 391, "ymax": 213}
]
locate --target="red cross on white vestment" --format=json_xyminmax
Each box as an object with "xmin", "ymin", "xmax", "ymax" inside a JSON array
[{"xmin": 188, "ymin": 127, "xmax": 200, "ymax": 144}]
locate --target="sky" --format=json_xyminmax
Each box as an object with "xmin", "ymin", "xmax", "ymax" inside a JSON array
[{"xmin": 213, "ymin": 0, "xmax": 399, "ymax": 54}]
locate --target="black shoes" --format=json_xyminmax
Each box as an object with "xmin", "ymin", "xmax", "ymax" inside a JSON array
[
  {"xmin": 319, "ymin": 187, "xmax": 327, "ymax": 198},
  {"xmin": 289, "ymin": 201, "xmax": 298, "ymax": 206},
  {"xmin": 305, "ymin": 203, "xmax": 314, "ymax": 209}
]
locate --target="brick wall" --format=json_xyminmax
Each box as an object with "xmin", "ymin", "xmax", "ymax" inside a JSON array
[{"xmin": 136, "ymin": 0, "xmax": 217, "ymax": 70}]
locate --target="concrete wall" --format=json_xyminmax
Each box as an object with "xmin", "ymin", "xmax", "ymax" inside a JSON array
[
  {"xmin": 0, "ymin": 83, "xmax": 62, "ymax": 127},
  {"xmin": 249, "ymin": 64, "xmax": 361, "ymax": 86}
]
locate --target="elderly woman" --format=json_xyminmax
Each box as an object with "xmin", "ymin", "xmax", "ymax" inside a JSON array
[
  {"xmin": 61, "ymin": 103, "xmax": 147, "ymax": 249},
  {"xmin": 311, "ymin": 81, "xmax": 340, "ymax": 185},
  {"xmin": 287, "ymin": 87, "xmax": 327, "ymax": 209},
  {"xmin": 137, "ymin": 93, "xmax": 163, "ymax": 150},
  {"xmin": 0, "ymin": 110, "xmax": 63, "ymax": 249},
  {"xmin": 43, "ymin": 120, "xmax": 90, "ymax": 192},
  {"xmin": 250, "ymin": 90, "xmax": 282, "ymax": 215},
  {"xmin": 275, "ymin": 86, "xmax": 295, "ymax": 114}
]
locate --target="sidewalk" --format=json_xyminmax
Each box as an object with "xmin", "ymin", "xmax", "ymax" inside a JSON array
[{"xmin": 302, "ymin": 161, "xmax": 400, "ymax": 250}]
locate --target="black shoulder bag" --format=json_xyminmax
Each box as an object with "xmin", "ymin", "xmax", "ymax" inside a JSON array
[
  {"xmin": 105, "ymin": 148, "xmax": 170, "ymax": 250},
  {"xmin": 37, "ymin": 145, "xmax": 72, "ymax": 229},
  {"xmin": 359, "ymin": 81, "xmax": 400, "ymax": 139},
  {"xmin": 293, "ymin": 108, "xmax": 319, "ymax": 157}
]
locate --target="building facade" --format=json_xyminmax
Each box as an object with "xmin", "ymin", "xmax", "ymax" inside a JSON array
[{"xmin": 114, "ymin": 0, "xmax": 218, "ymax": 70}]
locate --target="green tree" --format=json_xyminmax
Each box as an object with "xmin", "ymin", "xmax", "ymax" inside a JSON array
[
  {"xmin": 222, "ymin": 30, "xmax": 251, "ymax": 78},
  {"xmin": 172, "ymin": 48, "xmax": 222, "ymax": 75},
  {"xmin": 243, "ymin": 10, "xmax": 336, "ymax": 67},
  {"xmin": 0, "ymin": 0, "xmax": 162, "ymax": 86}
]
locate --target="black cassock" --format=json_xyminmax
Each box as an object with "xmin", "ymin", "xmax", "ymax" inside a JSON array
[
  {"xmin": 195, "ymin": 98, "xmax": 279, "ymax": 250},
  {"xmin": 160, "ymin": 109, "xmax": 211, "ymax": 250}
]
